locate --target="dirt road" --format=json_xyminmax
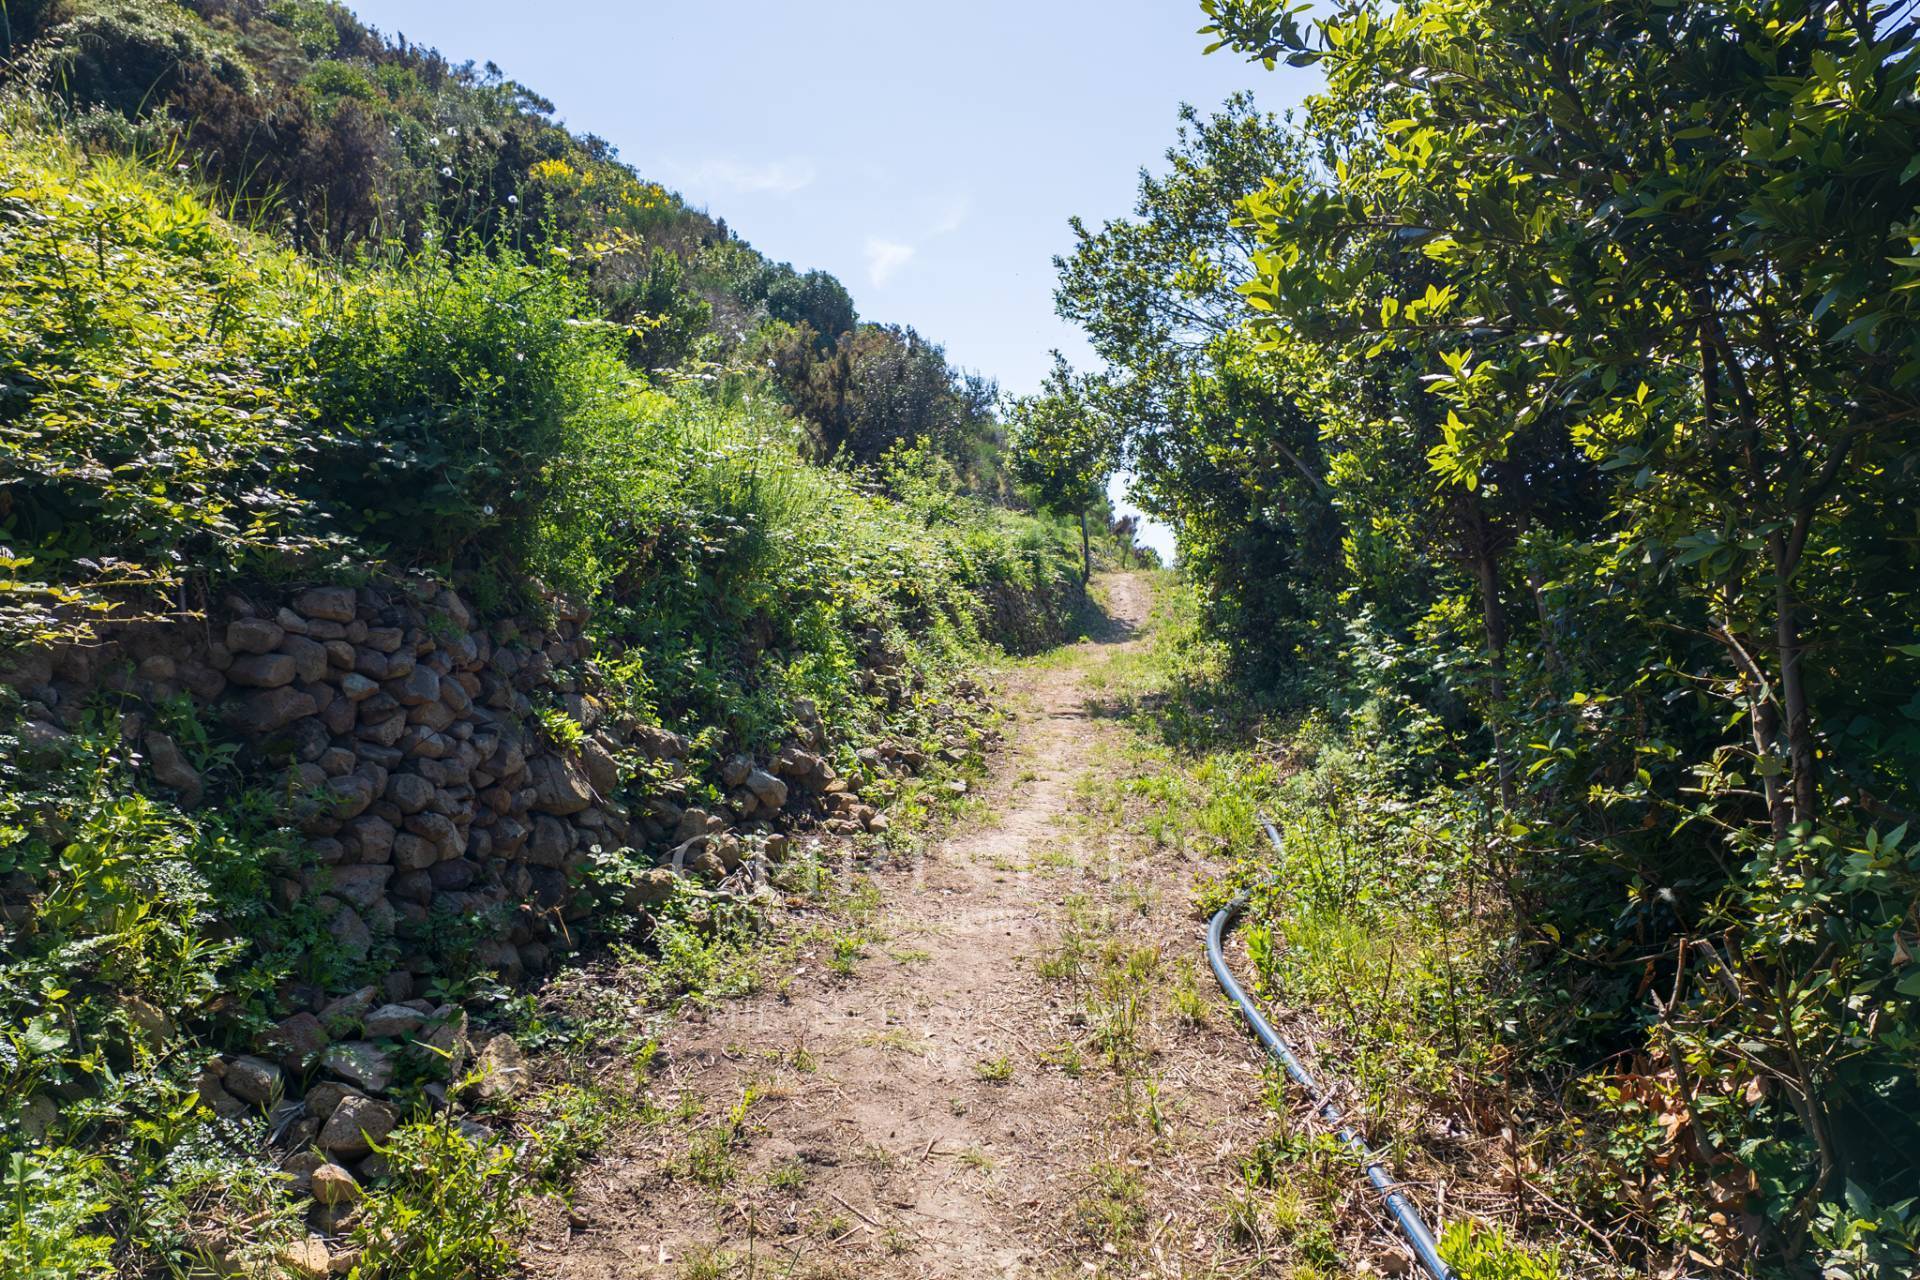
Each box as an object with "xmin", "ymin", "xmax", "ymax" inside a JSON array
[{"xmin": 528, "ymin": 573, "xmax": 1283, "ymax": 1278}]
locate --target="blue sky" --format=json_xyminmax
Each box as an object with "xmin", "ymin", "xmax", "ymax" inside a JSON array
[{"xmin": 346, "ymin": 0, "xmax": 1318, "ymax": 557}]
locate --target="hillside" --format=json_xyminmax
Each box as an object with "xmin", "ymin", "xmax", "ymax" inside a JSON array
[{"xmin": 0, "ymin": 3, "xmax": 1142, "ymax": 1276}]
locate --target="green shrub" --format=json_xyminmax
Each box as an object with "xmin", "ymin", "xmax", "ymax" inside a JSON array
[
  {"xmin": 1439, "ymin": 1221, "xmax": 1565, "ymax": 1280},
  {"xmin": 303, "ymin": 241, "xmax": 624, "ymax": 569},
  {"xmin": 350, "ymin": 1119, "xmax": 523, "ymax": 1280}
]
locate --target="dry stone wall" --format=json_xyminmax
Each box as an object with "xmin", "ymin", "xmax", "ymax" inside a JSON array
[{"xmin": 3, "ymin": 569, "xmax": 987, "ymax": 1225}]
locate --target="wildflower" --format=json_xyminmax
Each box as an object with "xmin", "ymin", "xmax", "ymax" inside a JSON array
[{"xmin": 441, "ymin": 167, "xmax": 454, "ymax": 178}]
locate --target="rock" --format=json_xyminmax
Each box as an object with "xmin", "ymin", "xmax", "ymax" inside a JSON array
[
  {"xmin": 327, "ymin": 905, "xmax": 372, "ymax": 959},
  {"xmin": 227, "ymin": 686, "xmax": 318, "ymax": 735},
  {"xmin": 423, "ymin": 1006, "xmax": 471, "ymax": 1076},
  {"xmin": 19, "ymin": 720, "xmax": 70, "ymax": 752},
  {"xmin": 391, "ymin": 833, "xmax": 438, "ymax": 871},
  {"xmin": 526, "ymin": 754, "xmax": 593, "ymax": 816},
  {"xmin": 320, "ymin": 1042, "xmax": 394, "ymax": 1093},
  {"xmin": 339, "ymin": 672, "xmax": 379, "ymax": 702},
  {"xmin": 143, "ymin": 731, "xmax": 203, "ymax": 806},
  {"xmin": 392, "ymin": 666, "xmax": 440, "ymax": 707},
  {"xmin": 361, "ymin": 1004, "xmax": 426, "ymax": 1039},
  {"xmin": 628, "ymin": 866, "xmax": 678, "ymax": 906},
  {"xmin": 228, "ymin": 652, "xmax": 298, "ymax": 689},
  {"xmin": 281, "ymin": 1151, "xmax": 326, "ymax": 1195},
  {"xmin": 526, "ymin": 816, "xmax": 572, "ymax": 867},
  {"xmin": 226, "ymin": 617, "xmax": 284, "ymax": 655},
  {"xmin": 318, "ymin": 986, "xmax": 379, "ymax": 1025},
  {"xmin": 317, "ymin": 1095, "xmax": 397, "ymax": 1159},
  {"xmin": 281, "ymin": 635, "xmax": 331, "ymax": 684},
  {"xmin": 342, "ymin": 815, "xmax": 397, "ymax": 864},
  {"xmin": 118, "ymin": 994, "xmax": 173, "ymax": 1041},
  {"xmin": 471, "ymin": 1036, "xmax": 527, "ymax": 1103},
  {"xmin": 223, "ymin": 1055, "xmax": 283, "ymax": 1105},
  {"xmin": 744, "ymin": 769, "xmax": 788, "ymax": 811},
  {"xmin": 302, "ymin": 1081, "xmax": 362, "ymax": 1121},
  {"xmin": 325, "ymin": 865, "xmax": 391, "ymax": 911},
  {"xmin": 579, "ymin": 737, "xmax": 620, "ymax": 795},
  {"xmin": 294, "ymin": 587, "xmax": 358, "ymax": 623},
  {"xmin": 323, "ymin": 773, "xmax": 377, "ymax": 821},
  {"xmin": 278, "ymin": 1237, "xmax": 333, "ymax": 1280},
  {"xmin": 19, "ymin": 1093, "xmax": 58, "ymax": 1141},
  {"xmin": 385, "ymin": 773, "xmax": 434, "ymax": 815},
  {"xmin": 309, "ymin": 1163, "xmax": 361, "ymax": 1206},
  {"xmin": 270, "ymin": 1012, "xmax": 328, "ymax": 1069},
  {"xmin": 720, "ymin": 754, "xmax": 753, "ymax": 788}
]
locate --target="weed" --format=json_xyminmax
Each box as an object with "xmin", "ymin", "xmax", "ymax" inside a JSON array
[
  {"xmin": 974, "ymin": 1054, "xmax": 1013, "ymax": 1083},
  {"xmin": 1073, "ymin": 1161, "xmax": 1147, "ymax": 1244}
]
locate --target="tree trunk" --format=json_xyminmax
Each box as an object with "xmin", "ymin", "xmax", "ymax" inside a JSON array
[
  {"xmin": 1078, "ymin": 506, "xmax": 1092, "ymax": 584},
  {"xmin": 1772, "ymin": 528, "xmax": 1817, "ymax": 825},
  {"xmin": 1466, "ymin": 506, "xmax": 1514, "ymax": 810}
]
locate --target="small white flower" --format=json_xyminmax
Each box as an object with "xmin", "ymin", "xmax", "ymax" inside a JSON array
[
  {"xmin": 507, "ymin": 194, "xmax": 520, "ymax": 205},
  {"xmin": 441, "ymin": 167, "xmax": 454, "ymax": 178},
  {"xmin": 482, "ymin": 504, "xmax": 496, "ymax": 516}
]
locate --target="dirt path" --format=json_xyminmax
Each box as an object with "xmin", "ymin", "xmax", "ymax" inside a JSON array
[{"xmin": 528, "ymin": 573, "xmax": 1285, "ymax": 1279}]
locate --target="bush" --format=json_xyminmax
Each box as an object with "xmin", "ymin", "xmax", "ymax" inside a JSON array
[{"xmin": 302, "ymin": 240, "xmax": 624, "ymax": 569}]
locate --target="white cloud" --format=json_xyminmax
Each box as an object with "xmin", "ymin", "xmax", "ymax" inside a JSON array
[
  {"xmin": 864, "ymin": 238, "xmax": 916, "ymax": 287},
  {"xmin": 665, "ymin": 156, "xmax": 817, "ymax": 196},
  {"xmin": 929, "ymin": 199, "xmax": 970, "ymax": 237}
]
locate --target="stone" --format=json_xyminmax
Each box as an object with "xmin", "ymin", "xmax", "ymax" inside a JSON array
[
  {"xmin": 628, "ymin": 866, "xmax": 677, "ymax": 906},
  {"xmin": 744, "ymin": 769, "xmax": 788, "ymax": 811},
  {"xmin": 357, "ymin": 714, "xmax": 407, "ymax": 749},
  {"xmin": 302, "ymin": 1081, "xmax": 362, "ymax": 1120},
  {"xmin": 361, "ymin": 1004, "xmax": 426, "ymax": 1039},
  {"xmin": 528, "ymin": 753, "xmax": 593, "ymax": 816},
  {"xmin": 324, "ymin": 640, "xmax": 357, "ymax": 670},
  {"xmin": 281, "ymin": 635, "xmax": 330, "ymax": 684},
  {"xmin": 385, "ymin": 772, "xmax": 434, "ymax": 815},
  {"xmin": 318, "ymin": 986, "xmax": 378, "ymax": 1025},
  {"xmin": 227, "ymin": 686, "xmax": 318, "ymax": 735},
  {"xmin": 321, "ymin": 697, "xmax": 358, "ymax": 736},
  {"xmin": 294, "ymin": 587, "xmax": 358, "ymax": 623},
  {"xmin": 118, "ymin": 993, "xmax": 173, "ymax": 1041},
  {"xmin": 526, "ymin": 816, "xmax": 572, "ymax": 868},
  {"xmin": 317, "ymin": 1095, "xmax": 397, "ymax": 1159},
  {"xmin": 143, "ymin": 731, "xmax": 203, "ymax": 806},
  {"xmin": 318, "ymin": 748, "xmax": 357, "ymax": 778},
  {"xmin": 320, "ymin": 1042, "xmax": 394, "ymax": 1093},
  {"xmin": 226, "ymin": 617, "xmax": 284, "ymax": 655},
  {"xmin": 325, "ymin": 865, "xmax": 391, "ymax": 910},
  {"xmin": 579, "ymin": 737, "xmax": 620, "ymax": 795},
  {"xmin": 228, "ymin": 652, "xmax": 297, "ymax": 689},
  {"xmin": 342, "ymin": 815, "xmax": 397, "ymax": 864},
  {"xmin": 281, "ymin": 1151, "xmax": 326, "ymax": 1195},
  {"xmin": 309, "ymin": 1163, "xmax": 361, "ymax": 1206},
  {"xmin": 471, "ymin": 1035, "xmax": 527, "ymax": 1103},
  {"xmin": 327, "ymin": 904, "xmax": 372, "ymax": 959},
  {"xmin": 391, "ymin": 666, "xmax": 440, "ymax": 707},
  {"xmin": 323, "ymin": 773, "xmax": 377, "ymax": 821},
  {"xmin": 340, "ymin": 672, "xmax": 378, "ymax": 702},
  {"xmin": 223, "ymin": 1055, "xmax": 283, "ymax": 1105},
  {"xmin": 720, "ymin": 754, "xmax": 753, "ymax": 788},
  {"xmin": 407, "ymin": 699, "xmax": 456, "ymax": 732},
  {"xmin": 279, "ymin": 1238, "xmax": 332, "ymax": 1280},
  {"xmin": 270, "ymin": 1012, "xmax": 328, "ymax": 1069},
  {"xmin": 391, "ymin": 833, "xmax": 438, "ymax": 871}
]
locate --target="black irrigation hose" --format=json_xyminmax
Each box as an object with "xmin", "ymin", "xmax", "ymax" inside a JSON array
[{"xmin": 1206, "ymin": 817, "xmax": 1455, "ymax": 1280}]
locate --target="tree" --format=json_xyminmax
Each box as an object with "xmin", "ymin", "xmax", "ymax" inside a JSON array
[{"xmin": 1005, "ymin": 357, "xmax": 1122, "ymax": 582}]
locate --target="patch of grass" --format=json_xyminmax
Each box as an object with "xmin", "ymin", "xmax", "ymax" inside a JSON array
[
  {"xmin": 1073, "ymin": 1161, "xmax": 1147, "ymax": 1245},
  {"xmin": 974, "ymin": 1054, "xmax": 1013, "ymax": 1083}
]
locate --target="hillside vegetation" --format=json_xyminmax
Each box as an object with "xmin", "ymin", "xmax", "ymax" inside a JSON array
[
  {"xmin": 0, "ymin": 4, "xmax": 1142, "ymax": 1276},
  {"xmin": 1031, "ymin": 2, "xmax": 1920, "ymax": 1276}
]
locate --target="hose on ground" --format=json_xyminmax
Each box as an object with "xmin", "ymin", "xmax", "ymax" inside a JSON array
[{"xmin": 1206, "ymin": 818, "xmax": 1455, "ymax": 1280}]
